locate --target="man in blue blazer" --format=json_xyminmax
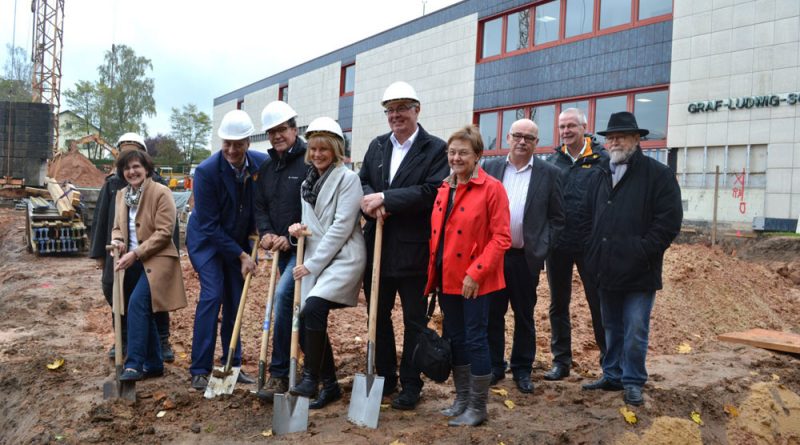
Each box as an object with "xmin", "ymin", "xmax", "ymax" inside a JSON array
[{"xmin": 187, "ymin": 110, "xmax": 267, "ymax": 390}]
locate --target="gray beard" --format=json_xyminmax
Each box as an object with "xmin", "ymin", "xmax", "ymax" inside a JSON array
[{"xmin": 610, "ymin": 147, "xmax": 635, "ymax": 164}]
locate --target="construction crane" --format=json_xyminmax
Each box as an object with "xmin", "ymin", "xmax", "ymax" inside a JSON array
[{"xmin": 30, "ymin": 0, "xmax": 65, "ymax": 155}]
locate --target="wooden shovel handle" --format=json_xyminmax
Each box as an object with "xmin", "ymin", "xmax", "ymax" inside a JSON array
[
  {"xmin": 223, "ymin": 236, "xmax": 259, "ymax": 372},
  {"xmin": 367, "ymin": 219, "xmax": 383, "ymax": 344},
  {"xmin": 289, "ymin": 231, "xmax": 311, "ymax": 363},
  {"xmin": 258, "ymin": 250, "xmax": 281, "ymax": 363}
]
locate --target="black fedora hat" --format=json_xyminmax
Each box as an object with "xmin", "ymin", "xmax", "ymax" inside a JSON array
[{"xmin": 597, "ymin": 111, "xmax": 649, "ymax": 137}]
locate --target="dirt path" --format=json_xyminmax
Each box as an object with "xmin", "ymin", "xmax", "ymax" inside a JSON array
[{"xmin": 1, "ymin": 207, "xmax": 798, "ymax": 444}]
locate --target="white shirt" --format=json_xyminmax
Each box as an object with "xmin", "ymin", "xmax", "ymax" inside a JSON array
[
  {"xmin": 388, "ymin": 126, "xmax": 419, "ymax": 184},
  {"xmin": 128, "ymin": 205, "xmax": 140, "ymax": 251},
  {"xmin": 502, "ymin": 155, "xmax": 534, "ymax": 249}
]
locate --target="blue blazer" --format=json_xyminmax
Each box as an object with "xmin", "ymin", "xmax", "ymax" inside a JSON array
[{"xmin": 186, "ymin": 149, "xmax": 267, "ymax": 270}]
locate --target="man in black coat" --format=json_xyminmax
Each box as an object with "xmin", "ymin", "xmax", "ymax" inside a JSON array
[
  {"xmin": 544, "ymin": 108, "xmax": 608, "ymax": 381},
  {"xmin": 359, "ymin": 81, "xmax": 448, "ymax": 410},
  {"xmin": 89, "ymin": 133, "xmax": 176, "ymax": 362},
  {"xmin": 483, "ymin": 118, "xmax": 564, "ymax": 394},
  {"xmin": 580, "ymin": 112, "xmax": 682, "ymax": 407}
]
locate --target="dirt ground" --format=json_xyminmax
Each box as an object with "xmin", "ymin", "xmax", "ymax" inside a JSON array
[{"xmin": 1, "ymin": 206, "xmax": 799, "ymax": 445}]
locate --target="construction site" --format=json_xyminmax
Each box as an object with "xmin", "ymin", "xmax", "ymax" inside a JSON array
[{"xmin": 2, "ymin": 0, "xmax": 800, "ymax": 444}]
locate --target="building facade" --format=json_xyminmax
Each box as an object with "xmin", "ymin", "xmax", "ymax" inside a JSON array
[{"xmin": 213, "ymin": 0, "xmax": 800, "ymax": 228}]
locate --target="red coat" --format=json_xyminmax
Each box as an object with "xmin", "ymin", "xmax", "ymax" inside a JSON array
[{"xmin": 425, "ymin": 167, "xmax": 511, "ymax": 296}]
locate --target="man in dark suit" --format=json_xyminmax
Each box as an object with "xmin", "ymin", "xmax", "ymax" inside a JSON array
[
  {"xmin": 484, "ymin": 118, "xmax": 565, "ymax": 393},
  {"xmin": 187, "ymin": 110, "xmax": 267, "ymax": 391},
  {"xmin": 359, "ymin": 81, "xmax": 449, "ymax": 410}
]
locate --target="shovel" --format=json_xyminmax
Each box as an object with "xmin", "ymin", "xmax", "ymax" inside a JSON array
[
  {"xmin": 103, "ymin": 245, "xmax": 136, "ymax": 402},
  {"xmin": 348, "ymin": 218, "xmax": 385, "ymax": 428},
  {"xmin": 255, "ymin": 249, "xmax": 280, "ymax": 396},
  {"xmin": 273, "ymin": 230, "xmax": 311, "ymax": 435},
  {"xmin": 204, "ymin": 238, "xmax": 259, "ymax": 399}
]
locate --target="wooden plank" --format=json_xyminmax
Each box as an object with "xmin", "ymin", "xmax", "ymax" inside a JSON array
[{"xmin": 718, "ymin": 328, "xmax": 800, "ymax": 354}]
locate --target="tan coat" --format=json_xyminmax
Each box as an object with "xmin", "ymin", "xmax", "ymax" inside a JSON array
[{"xmin": 112, "ymin": 177, "xmax": 187, "ymax": 312}]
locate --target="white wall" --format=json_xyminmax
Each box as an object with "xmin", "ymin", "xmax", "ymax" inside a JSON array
[{"xmin": 289, "ymin": 63, "xmax": 342, "ymax": 128}]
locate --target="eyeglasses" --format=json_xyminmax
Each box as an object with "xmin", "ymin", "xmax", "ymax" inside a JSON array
[
  {"xmin": 384, "ymin": 104, "xmax": 415, "ymax": 115},
  {"xmin": 267, "ymin": 125, "xmax": 291, "ymax": 136},
  {"xmin": 510, "ymin": 133, "xmax": 538, "ymax": 143},
  {"xmin": 604, "ymin": 134, "xmax": 634, "ymax": 143}
]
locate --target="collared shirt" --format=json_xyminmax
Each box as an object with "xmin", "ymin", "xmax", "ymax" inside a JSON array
[
  {"xmin": 562, "ymin": 137, "xmax": 592, "ymax": 163},
  {"xmin": 228, "ymin": 156, "xmax": 250, "ymax": 183},
  {"xmin": 609, "ymin": 161, "xmax": 628, "ymax": 188},
  {"xmin": 502, "ymin": 155, "xmax": 533, "ymax": 248},
  {"xmin": 388, "ymin": 126, "xmax": 420, "ymax": 184}
]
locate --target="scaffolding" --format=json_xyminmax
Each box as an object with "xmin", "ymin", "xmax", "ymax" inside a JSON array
[{"xmin": 30, "ymin": 0, "xmax": 65, "ymax": 155}]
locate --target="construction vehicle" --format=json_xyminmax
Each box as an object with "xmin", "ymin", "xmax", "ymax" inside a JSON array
[{"xmin": 66, "ymin": 134, "xmax": 120, "ymax": 159}]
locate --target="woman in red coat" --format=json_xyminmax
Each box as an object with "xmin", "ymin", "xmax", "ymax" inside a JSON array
[{"xmin": 425, "ymin": 125, "xmax": 511, "ymax": 426}]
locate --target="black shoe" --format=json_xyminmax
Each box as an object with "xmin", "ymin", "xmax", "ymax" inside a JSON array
[
  {"xmin": 191, "ymin": 374, "xmax": 209, "ymax": 391},
  {"xmin": 290, "ymin": 370, "xmax": 319, "ymax": 398},
  {"xmin": 514, "ymin": 374, "xmax": 534, "ymax": 394},
  {"xmin": 161, "ymin": 342, "xmax": 175, "ymax": 363},
  {"xmin": 624, "ymin": 386, "xmax": 644, "ymax": 406},
  {"xmin": 119, "ymin": 368, "xmax": 144, "ymax": 381},
  {"xmin": 382, "ymin": 378, "xmax": 398, "ymax": 397},
  {"xmin": 237, "ymin": 370, "xmax": 256, "ymax": 384},
  {"xmin": 391, "ymin": 388, "xmax": 420, "ymax": 410},
  {"xmin": 543, "ymin": 365, "xmax": 570, "ymax": 381},
  {"xmin": 143, "ymin": 367, "xmax": 164, "ymax": 379},
  {"xmin": 310, "ymin": 380, "xmax": 342, "ymax": 409},
  {"xmin": 490, "ymin": 372, "xmax": 505, "ymax": 385},
  {"xmin": 582, "ymin": 377, "xmax": 623, "ymax": 391}
]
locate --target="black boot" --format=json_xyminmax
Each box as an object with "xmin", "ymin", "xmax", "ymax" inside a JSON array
[
  {"xmin": 290, "ymin": 329, "xmax": 326, "ymax": 398},
  {"xmin": 449, "ymin": 374, "xmax": 491, "ymax": 427},
  {"xmin": 441, "ymin": 364, "xmax": 471, "ymax": 416},
  {"xmin": 155, "ymin": 312, "xmax": 174, "ymax": 363},
  {"xmin": 310, "ymin": 338, "xmax": 341, "ymax": 409}
]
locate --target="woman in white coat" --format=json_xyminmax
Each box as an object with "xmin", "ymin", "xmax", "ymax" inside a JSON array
[{"xmin": 288, "ymin": 117, "xmax": 366, "ymax": 409}]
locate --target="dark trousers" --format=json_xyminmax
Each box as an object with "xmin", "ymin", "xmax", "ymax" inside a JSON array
[
  {"xmin": 440, "ymin": 292, "xmax": 492, "ymax": 375},
  {"xmin": 364, "ymin": 275, "xmax": 427, "ymax": 392},
  {"xmin": 487, "ymin": 250, "xmax": 538, "ymax": 379},
  {"xmin": 103, "ymin": 264, "xmax": 170, "ymax": 345},
  {"xmin": 190, "ymin": 255, "xmax": 244, "ymax": 376},
  {"xmin": 124, "ymin": 263, "xmax": 163, "ymax": 373},
  {"xmin": 268, "ymin": 252, "xmax": 296, "ymax": 378},
  {"xmin": 546, "ymin": 248, "xmax": 606, "ymax": 368},
  {"xmin": 598, "ymin": 289, "xmax": 655, "ymax": 387},
  {"xmin": 299, "ymin": 297, "xmax": 343, "ymax": 378}
]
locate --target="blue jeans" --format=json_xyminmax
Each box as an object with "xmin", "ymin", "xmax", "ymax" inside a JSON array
[
  {"xmin": 440, "ymin": 292, "xmax": 492, "ymax": 376},
  {"xmin": 598, "ymin": 290, "xmax": 655, "ymax": 388},
  {"xmin": 124, "ymin": 265, "xmax": 163, "ymax": 373},
  {"xmin": 268, "ymin": 252, "xmax": 295, "ymax": 378}
]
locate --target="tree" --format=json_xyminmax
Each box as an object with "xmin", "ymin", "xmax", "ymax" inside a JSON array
[
  {"xmin": 63, "ymin": 80, "xmax": 102, "ymax": 158},
  {"xmin": 170, "ymin": 104, "xmax": 212, "ymax": 166},
  {"xmin": 146, "ymin": 134, "xmax": 183, "ymax": 166},
  {"xmin": 0, "ymin": 44, "xmax": 32, "ymax": 102},
  {"xmin": 96, "ymin": 44, "xmax": 156, "ymax": 141}
]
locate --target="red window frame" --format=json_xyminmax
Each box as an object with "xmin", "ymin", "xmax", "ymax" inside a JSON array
[
  {"xmin": 236, "ymin": 99, "xmax": 244, "ymax": 110},
  {"xmin": 476, "ymin": 0, "xmax": 672, "ymax": 63},
  {"xmin": 279, "ymin": 84, "xmax": 289, "ymax": 102},
  {"xmin": 340, "ymin": 63, "xmax": 355, "ymax": 97},
  {"xmin": 474, "ymin": 85, "xmax": 669, "ymax": 157}
]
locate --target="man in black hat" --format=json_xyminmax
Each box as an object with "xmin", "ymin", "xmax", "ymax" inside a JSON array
[{"xmin": 579, "ymin": 111, "xmax": 682, "ymax": 406}]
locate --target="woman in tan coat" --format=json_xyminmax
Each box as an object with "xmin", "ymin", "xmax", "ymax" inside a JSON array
[{"xmin": 111, "ymin": 149, "xmax": 186, "ymax": 381}]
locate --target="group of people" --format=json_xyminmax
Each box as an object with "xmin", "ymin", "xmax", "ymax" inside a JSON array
[{"xmin": 91, "ymin": 79, "xmax": 683, "ymax": 427}]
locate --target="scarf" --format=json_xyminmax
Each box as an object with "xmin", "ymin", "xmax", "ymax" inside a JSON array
[
  {"xmin": 124, "ymin": 181, "xmax": 145, "ymax": 207},
  {"xmin": 301, "ymin": 165, "xmax": 334, "ymax": 206}
]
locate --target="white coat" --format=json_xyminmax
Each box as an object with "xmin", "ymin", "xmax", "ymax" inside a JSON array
[{"xmin": 300, "ymin": 164, "xmax": 366, "ymax": 307}]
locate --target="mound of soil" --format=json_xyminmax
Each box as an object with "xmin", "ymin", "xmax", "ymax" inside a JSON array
[{"xmin": 48, "ymin": 151, "xmax": 106, "ymax": 187}]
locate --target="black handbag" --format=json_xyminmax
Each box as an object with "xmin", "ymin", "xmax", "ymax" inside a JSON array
[{"xmin": 412, "ymin": 292, "xmax": 452, "ymax": 383}]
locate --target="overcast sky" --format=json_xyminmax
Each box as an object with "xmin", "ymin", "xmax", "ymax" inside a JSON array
[{"xmin": 1, "ymin": 0, "xmax": 461, "ymax": 137}]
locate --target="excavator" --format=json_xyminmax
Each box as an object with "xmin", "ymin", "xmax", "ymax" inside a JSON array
[{"xmin": 66, "ymin": 134, "xmax": 119, "ymax": 160}]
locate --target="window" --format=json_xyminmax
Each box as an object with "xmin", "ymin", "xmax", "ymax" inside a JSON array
[
  {"xmin": 341, "ymin": 63, "xmax": 355, "ymax": 96},
  {"xmin": 560, "ymin": 100, "xmax": 589, "ymax": 116},
  {"xmin": 565, "ymin": 0, "xmax": 593, "ymax": 38},
  {"xmin": 501, "ymin": 108, "xmax": 526, "ymax": 148},
  {"xmin": 478, "ymin": 0, "xmax": 670, "ymax": 61},
  {"xmin": 482, "ymin": 17, "xmax": 503, "ymax": 58},
  {"xmin": 506, "ymin": 10, "xmax": 530, "ymax": 53},
  {"xmin": 342, "ymin": 129, "xmax": 353, "ymax": 162},
  {"xmin": 634, "ymin": 90, "xmax": 668, "ymax": 140},
  {"xmin": 594, "ymin": 94, "xmax": 627, "ymax": 144},
  {"xmin": 478, "ymin": 112, "xmax": 499, "ymax": 151},
  {"xmin": 600, "ymin": 0, "xmax": 631, "ymax": 30},
  {"xmin": 279, "ymin": 84, "xmax": 288, "ymax": 102},
  {"xmin": 531, "ymin": 105, "xmax": 556, "ymax": 147},
  {"xmin": 638, "ymin": 0, "xmax": 671, "ymax": 20},
  {"xmin": 534, "ymin": 1, "xmax": 561, "ymax": 45},
  {"xmin": 236, "ymin": 99, "xmax": 244, "ymax": 110}
]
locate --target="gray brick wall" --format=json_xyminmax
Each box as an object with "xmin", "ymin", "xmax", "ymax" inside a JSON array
[{"xmin": 0, "ymin": 101, "xmax": 53, "ymax": 185}]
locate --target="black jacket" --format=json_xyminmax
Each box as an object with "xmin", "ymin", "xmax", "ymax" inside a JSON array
[
  {"xmin": 359, "ymin": 124, "xmax": 448, "ymax": 277},
  {"xmin": 547, "ymin": 137, "xmax": 608, "ymax": 253},
  {"xmin": 89, "ymin": 171, "xmax": 178, "ymax": 288},
  {"xmin": 253, "ymin": 138, "xmax": 307, "ymax": 250},
  {"xmin": 582, "ymin": 148, "xmax": 683, "ymax": 292}
]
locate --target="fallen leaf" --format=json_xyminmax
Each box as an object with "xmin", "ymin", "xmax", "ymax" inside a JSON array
[
  {"xmin": 723, "ymin": 404, "xmax": 739, "ymax": 418},
  {"xmin": 380, "ymin": 403, "xmax": 390, "ymax": 411},
  {"xmin": 46, "ymin": 358, "xmax": 65, "ymax": 370},
  {"xmin": 677, "ymin": 342, "xmax": 692, "ymax": 354},
  {"xmin": 162, "ymin": 399, "xmax": 176, "ymax": 410},
  {"xmin": 153, "ymin": 391, "xmax": 167, "ymax": 402},
  {"xmin": 772, "ymin": 373, "xmax": 780, "ymax": 381},
  {"xmin": 179, "ymin": 353, "xmax": 188, "ymax": 359},
  {"xmin": 499, "ymin": 442, "xmax": 506, "ymax": 445},
  {"xmin": 54, "ymin": 435, "xmax": 65, "ymax": 441},
  {"xmin": 261, "ymin": 430, "xmax": 273, "ymax": 437},
  {"xmin": 156, "ymin": 411, "xmax": 166, "ymax": 418},
  {"xmin": 690, "ymin": 411, "xmax": 703, "ymax": 425},
  {"xmin": 619, "ymin": 407, "xmax": 638, "ymax": 424},
  {"xmin": 503, "ymin": 399, "xmax": 515, "ymax": 410},
  {"xmin": 390, "ymin": 440, "xmax": 406, "ymax": 445},
  {"xmin": 491, "ymin": 388, "xmax": 508, "ymax": 397}
]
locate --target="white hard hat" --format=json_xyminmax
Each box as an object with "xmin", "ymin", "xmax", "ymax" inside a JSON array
[
  {"xmin": 382, "ymin": 81, "xmax": 420, "ymax": 106},
  {"xmin": 305, "ymin": 117, "xmax": 344, "ymax": 141},
  {"xmin": 261, "ymin": 101, "xmax": 298, "ymax": 132},
  {"xmin": 218, "ymin": 110, "xmax": 255, "ymax": 140},
  {"xmin": 117, "ymin": 132, "xmax": 147, "ymax": 151}
]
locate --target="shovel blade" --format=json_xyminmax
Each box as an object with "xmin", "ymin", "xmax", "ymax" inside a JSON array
[
  {"xmin": 347, "ymin": 373, "xmax": 384, "ymax": 429},
  {"xmin": 272, "ymin": 393, "xmax": 309, "ymax": 435},
  {"xmin": 103, "ymin": 378, "xmax": 136, "ymax": 402},
  {"xmin": 102, "ymin": 379, "xmax": 119, "ymax": 400},
  {"xmin": 204, "ymin": 366, "xmax": 240, "ymax": 399}
]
